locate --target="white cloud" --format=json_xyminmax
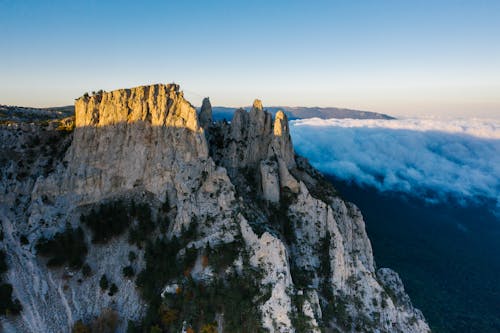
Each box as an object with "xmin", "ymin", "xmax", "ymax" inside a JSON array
[{"xmin": 290, "ymin": 117, "xmax": 500, "ymax": 210}]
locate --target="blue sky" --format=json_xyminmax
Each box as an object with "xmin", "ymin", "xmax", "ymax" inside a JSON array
[{"xmin": 1, "ymin": 0, "xmax": 499, "ymax": 117}]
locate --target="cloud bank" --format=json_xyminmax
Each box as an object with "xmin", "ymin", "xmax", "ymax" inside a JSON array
[{"xmin": 290, "ymin": 117, "xmax": 500, "ymax": 209}]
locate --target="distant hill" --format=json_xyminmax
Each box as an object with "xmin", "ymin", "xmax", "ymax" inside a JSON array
[
  {"xmin": 210, "ymin": 106, "xmax": 395, "ymax": 121},
  {"xmin": 0, "ymin": 104, "xmax": 74, "ymax": 123}
]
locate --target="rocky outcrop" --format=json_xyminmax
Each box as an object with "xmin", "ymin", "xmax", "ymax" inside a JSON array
[
  {"xmin": 0, "ymin": 84, "xmax": 429, "ymax": 333},
  {"xmin": 199, "ymin": 97, "xmax": 213, "ymax": 131},
  {"xmin": 218, "ymin": 100, "xmax": 295, "ymax": 170},
  {"xmin": 56, "ymin": 84, "xmax": 208, "ymax": 201}
]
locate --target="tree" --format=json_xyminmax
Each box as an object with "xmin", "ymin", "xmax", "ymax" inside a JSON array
[
  {"xmin": 109, "ymin": 283, "xmax": 118, "ymax": 296},
  {"xmin": 123, "ymin": 265, "xmax": 135, "ymax": 278},
  {"xmin": 99, "ymin": 275, "xmax": 109, "ymax": 291}
]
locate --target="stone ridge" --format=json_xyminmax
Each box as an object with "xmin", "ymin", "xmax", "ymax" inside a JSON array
[{"xmin": 74, "ymin": 84, "xmax": 200, "ymax": 133}]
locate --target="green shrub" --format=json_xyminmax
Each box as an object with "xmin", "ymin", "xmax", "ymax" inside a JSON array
[
  {"xmin": 20, "ymin": 235, "xmax": 29, "ymax": 245},
  {"xmin": 109, "ymin": 283, "xmax": 118, "ymax": 296},
  {"xmin": 99, "ymin": 275, "xmax": 109, "ymax": 291},
  {"xmin": 123, "ymin": 265, "xmax": 135, "ymax": 278}
]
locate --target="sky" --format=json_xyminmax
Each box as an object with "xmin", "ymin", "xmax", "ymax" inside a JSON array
[{"xmin": 0, "ymin": 0, "xmax": 499, "ymax": 117}]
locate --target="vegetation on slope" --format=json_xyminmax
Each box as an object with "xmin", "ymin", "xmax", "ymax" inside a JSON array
[
  {"xmin": 0, "ymin": 249, "xmax": 23, "ymax": 316},
  {"xmin": 36, "ymin": 224, "xmax": 87, "ymax": 269}
]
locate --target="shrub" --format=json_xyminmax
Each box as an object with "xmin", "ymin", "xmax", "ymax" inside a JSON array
[
  {"xmin": 99, "ymin": 275, "xmax": 109, "ymax": 290},
  {"xmin": 200, "ymin": 323, "xmax": 217, "ymax": 333},
  {"xmin": 82, "ymin": 263, "xmax": 92, "ymax": 277},
  {"xmin": 128, "ymin": 251, "xmax": 137, "ymax": 262},
  {"xmin": 72, "ymin": 320, "xmax": 91, "ymax": 333},
  {"xmin": 108, "ymin": 283, "xmax": 118, "ymax": 296},
  {"xmin": 123, "ymin": 265, "xmax": 135, "ymax": 278},
  {"xmin": 36, "ymin": 226, "xmax": 87, "ymax": 269},
  {"xmin": 149, "ymin": 325, "xmax": 162, "ymax": 333},
  {"xmin": 20, "ymin": 235, "xmax": 29, "ymax": 245}
]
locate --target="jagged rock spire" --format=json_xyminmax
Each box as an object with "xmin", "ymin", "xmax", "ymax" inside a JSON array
[
  {"xmin": 199, "ymin": 97, "xmax": 212, "ymax": 130},
  {"xmin": 271, "ymin": 110, "xmax": 295, "ymax": 168},
  {"xmin": 252, "ymin": 99, "xmax": 263, "ymax": 111}
]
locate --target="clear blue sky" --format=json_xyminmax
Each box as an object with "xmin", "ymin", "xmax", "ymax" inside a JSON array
[{"xmin": 1, "ymin": 0, "xmax": 499, "ymax": 117}]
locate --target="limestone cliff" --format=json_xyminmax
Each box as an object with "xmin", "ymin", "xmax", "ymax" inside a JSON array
[{"xmin": 0, "ymin": 84, "xmax": 429, "ymax": 333}]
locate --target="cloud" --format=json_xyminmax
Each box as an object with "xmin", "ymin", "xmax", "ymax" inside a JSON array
[{"xmin": 290, "ymin": 117, "xmax": 500, "ymax": 210}]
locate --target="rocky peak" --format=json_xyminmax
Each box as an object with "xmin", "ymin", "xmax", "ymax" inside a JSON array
[
  {"xmin": 271, "ymin": 110, "xmax": 295, "ymax": 168},
  {"xmin": 252, "ymin": 98, "xmax": 264, "ymax": 111},
  {"xmin": 199, "ymin": 97, "xmax": 213, "ymax": 130},
  {"xmin": 74, "ymin": 83, "xmax": 200, "ymax": 132},
  {"xmin": 210, "ymin": 101, "xmax": 294, "ymax": 172},
  {"xmin": 41, "ymin": 83, "xmax": 209, "ymax": 203}
]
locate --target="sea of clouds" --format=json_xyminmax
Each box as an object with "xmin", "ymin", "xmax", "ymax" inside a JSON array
[{"xmin": 290, "ymin": 117, "xmax": 500, "ymax": 210}]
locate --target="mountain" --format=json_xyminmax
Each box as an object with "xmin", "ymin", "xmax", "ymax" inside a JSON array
[
  {"xmin": 210, "ymin": 106, "xmax": 394, "ymax": 122},
  {"xmin": 0, "ymin": 84, "xmax": 426, "ymax": 332}
]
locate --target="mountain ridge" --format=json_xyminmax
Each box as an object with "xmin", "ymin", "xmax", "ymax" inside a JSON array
[
  {"xmin": 0, "ymin": 84, "xmax": 426, "ymax": 333},
  {"xmin": 209, "ymin": 106, "xmax": 395, "ymax": 121}
]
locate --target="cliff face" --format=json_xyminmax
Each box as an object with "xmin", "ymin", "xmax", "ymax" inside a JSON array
[
  {"xmin": 0, "ymin": 84, "xmax": 429, "ymax": 333},
  {"xmin": 49, "ymin": 84, "xmax": 207, "ymax": 201}
]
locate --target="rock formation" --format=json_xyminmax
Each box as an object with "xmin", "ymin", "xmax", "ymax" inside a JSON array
[
  {"xmin": 0, "ymin": 84, "xmax": 429, "ymax": 333},
  {"xmin": 199, "ymin": 97, "xmax": 213, "ymax": 131}
]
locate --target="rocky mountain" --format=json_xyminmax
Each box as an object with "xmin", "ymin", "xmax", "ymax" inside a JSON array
[
  {"xmin": 209, "ymin": 106, "xmax": 394, "ymax": 122},
  {"xmin": 0, "ymin": 84, "xmax": 428, "ymax": 332}
]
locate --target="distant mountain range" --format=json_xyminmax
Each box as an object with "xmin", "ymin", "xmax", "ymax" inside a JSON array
[
  {"xmin": 1, "ymin": 104, "xmax": 394, "ymax": 124},
  {"xmin": 209, "ymin": 106, "xmax": 395, "ymax": 121}
]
